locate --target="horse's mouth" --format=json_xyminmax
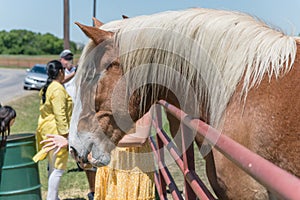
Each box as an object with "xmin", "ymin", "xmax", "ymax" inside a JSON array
[{"xmin": 70, "ymin": 146, "xmax": 111, "ymax": 168}]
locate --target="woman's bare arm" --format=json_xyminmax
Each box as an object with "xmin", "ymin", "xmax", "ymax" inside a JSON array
[
  {"xmin": 117, "ymin": 112, "xmax": 152, "ymax": 147},
  {"xmin": 40, "ymin": 134, "xmax": 68, "ymax": 154}
]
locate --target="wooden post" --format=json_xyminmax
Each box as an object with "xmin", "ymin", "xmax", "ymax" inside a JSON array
[
  {"xmin": 63, "ymin": 0, "xmax": 70, "ymax": 49},
  {"xmin": 93, "ymin": 0, "xmax": 97, "ymax": 26}
]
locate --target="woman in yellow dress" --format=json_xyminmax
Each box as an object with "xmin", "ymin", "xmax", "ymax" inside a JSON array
[
  {"xmin": 36, "ymin": 60, "xmax": 73, "ymax": 200},
  {"xmin": 94, "ymin": 112, "xmax": 156, "ymax": 200}
]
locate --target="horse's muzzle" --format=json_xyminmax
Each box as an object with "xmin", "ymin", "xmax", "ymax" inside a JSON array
[{"xmin": 70, "ymin": 146, "xmax": 111, "ymax": 168}]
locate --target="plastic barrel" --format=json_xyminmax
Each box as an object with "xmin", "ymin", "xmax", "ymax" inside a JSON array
[{"xmin": 0, "ymin": 133, "xmax": 41, "ymax": 200}]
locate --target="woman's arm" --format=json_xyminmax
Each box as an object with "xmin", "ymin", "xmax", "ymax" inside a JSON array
[
  {"xmin": 117, "ymin": 112, "xmax": 152, "ymax": 147},
  {"xmin": 62, "ymin": 71, "xmax": 75, "ymax": 84},
  {"xmin": 40, "ymin": 134, "xmax": 68, "ymax": 154},
  {"xmin": 117, "ymin": 132, "xmax": 149, "ymax": 147}
]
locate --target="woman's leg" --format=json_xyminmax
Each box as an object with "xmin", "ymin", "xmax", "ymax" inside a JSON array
[
  {"xmin": 47, "ymin": 150, "xmax": 65, "ymax": 200},
  {"xmin": 47, "ymin": 168, "xmax": 64, "ymax": 200}
]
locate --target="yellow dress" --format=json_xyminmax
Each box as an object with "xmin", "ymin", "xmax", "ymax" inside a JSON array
[
  {"xmin": 36, "ymin": 81, "xmax": 73, "ymax": 170},
  {"xmin": 94, "ymin": 142, "xmax": 156, "ymax": 200}
]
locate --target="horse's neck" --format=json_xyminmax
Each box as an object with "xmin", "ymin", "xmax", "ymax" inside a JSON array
[
  {"xmin": 128, "ymin": 83, "xmax": 206, "ymax": 123},
  {"xmin": 127, "ymin": 85, "xmax": 173, "ymax": 120}
]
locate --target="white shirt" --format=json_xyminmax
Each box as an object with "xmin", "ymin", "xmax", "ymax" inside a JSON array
[{"xmin": 64, "ymin": 66, "xmax": 76, "ymax": 101}]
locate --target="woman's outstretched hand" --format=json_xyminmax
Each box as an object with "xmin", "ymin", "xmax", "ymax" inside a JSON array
[{"xmin": 40, "ymin": 134, "xmax": 68, "ymax": 154}]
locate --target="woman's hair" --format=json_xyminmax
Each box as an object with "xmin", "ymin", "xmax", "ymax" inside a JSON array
[
  {"xmin": 42, "ymin": 60, "xmax": 64, "ymax": 103},
  {"xmin": 0, "ymin": 104, "xmax": 16, "ymax": 146}
]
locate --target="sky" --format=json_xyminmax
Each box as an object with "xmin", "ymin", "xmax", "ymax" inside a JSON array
[{"xmin": 0, "ymin": 0, "xmax": 300, "ymax": 44}]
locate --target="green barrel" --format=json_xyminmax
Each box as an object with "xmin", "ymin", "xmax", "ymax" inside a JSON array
[{"xmin": 0, "ymin": 133, "xmax": 41, "ymax": 200}]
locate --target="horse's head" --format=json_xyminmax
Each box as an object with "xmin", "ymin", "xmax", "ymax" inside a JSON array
[
  {"xmin": 69, "ymin": 14, "xmax": 207, "ymax": 167},
  {"xmin": 69, "ymin": 21, "xmax": 140, "ymax": 167}
]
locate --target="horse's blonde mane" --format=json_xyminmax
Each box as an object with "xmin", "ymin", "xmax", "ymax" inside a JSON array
[{"xmin": 98, "ymin": 8, "xmax": 296, "ymax": 127}]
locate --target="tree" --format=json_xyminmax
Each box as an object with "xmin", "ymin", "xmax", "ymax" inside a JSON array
[{"xmin": 0, "ymin": 29, "xmax": 79, "ymax": 55}]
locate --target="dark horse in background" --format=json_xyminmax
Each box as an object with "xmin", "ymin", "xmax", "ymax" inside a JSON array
[{"xmin": 69, "ymin": 8, "xmax": 300, "ymax": 199}]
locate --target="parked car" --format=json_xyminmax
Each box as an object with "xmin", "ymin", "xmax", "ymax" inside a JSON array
[{"xmin": 23, "ymin": 64, "xmax": 48, "ymax": 90}]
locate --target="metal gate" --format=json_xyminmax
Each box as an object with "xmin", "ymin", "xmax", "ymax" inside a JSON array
[{"xmin": 148, "ymin": 100, "xmax": 300, "ymax": 200}]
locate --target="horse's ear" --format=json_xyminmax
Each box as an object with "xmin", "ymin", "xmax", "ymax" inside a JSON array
[
  {"xmin": 75, "ymin": 22, "xmax": 113, "ymax": 45},
  {"xmin": 122, "ymin": 15, "xmax": 129, "ymax": 19},
  {"xmin": 92, "ymin": 17, "xmax": 104, "ymax": 28}
]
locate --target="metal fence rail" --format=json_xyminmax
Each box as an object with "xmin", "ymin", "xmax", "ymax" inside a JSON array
[{"xmin": 149, "ymin": 100, "xmax": 300, "ymax": 200}]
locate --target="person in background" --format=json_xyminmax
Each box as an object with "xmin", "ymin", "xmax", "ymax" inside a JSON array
[
  {"xmin": 60, "ymin": 49, "xmax": 96, "ymax": 200},
  {"xmin": 59, "ymin": 49, "xmax": 77, "ymax": 100},
  {"xmin": 35, "ymin": 60, "xmax": 73, "ymax": 200},
  {"xmin": 0, "ymin": 104, "xmax": 17, "ymax": 146},
  {"xmin": 0, "ymin": 104, "xmax": 16, "ymax": 182}
]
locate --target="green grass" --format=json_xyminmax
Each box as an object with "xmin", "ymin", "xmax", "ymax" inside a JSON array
[
  {"xmin": 10, "ymin": 92, "xmax": 40, "ymax": 134},
  {"xmin": 8, "ymin": 92, "xmax": 90, "ymax": 200}
]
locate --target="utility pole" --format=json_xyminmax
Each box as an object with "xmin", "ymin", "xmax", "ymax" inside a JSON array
[
  {"xmin": 63, "ymin": 0, "xmax": 70, "ymax": 49},
  {"xmin": 93, "ymin": 0, "xmax": 97, "ymax": 26}
]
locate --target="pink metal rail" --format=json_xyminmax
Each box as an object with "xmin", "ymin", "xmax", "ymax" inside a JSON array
[{"xmin": 149, "ymin": 100, "xmax": 300, "ymax": 200}]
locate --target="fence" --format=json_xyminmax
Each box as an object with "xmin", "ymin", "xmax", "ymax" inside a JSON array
[
  {"xmin": 0, "ymin": 55, "xmax": 79, "ymax": 68},
  {"xmin": 149, "ymin": 100, "xmax": 300, "ymax": 200}
]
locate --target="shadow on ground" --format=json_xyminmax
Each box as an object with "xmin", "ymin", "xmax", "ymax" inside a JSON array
[{"xmin": 67, "ymin": 167, "xmax": 84, "ymax": 173}]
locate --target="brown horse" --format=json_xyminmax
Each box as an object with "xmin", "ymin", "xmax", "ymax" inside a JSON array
[{"xmin": 69, "ymin": 8, "xmax": 300, "ymax": 199}]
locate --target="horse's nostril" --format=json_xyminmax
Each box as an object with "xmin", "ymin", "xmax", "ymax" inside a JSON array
[
  {"xmin": 70, "ymin": 146, "xmax": 76, "ymax": 153},
  {"xmin": 69, "ymin": 146, "xmax": 78, "ymax": 159},
  {"xmin": 70, "ymin": 146, "xmax": 90, "ymax": 164},
  {"xmin": 81, "ymin": 154, "xmax": 89, "ymax": 163}
]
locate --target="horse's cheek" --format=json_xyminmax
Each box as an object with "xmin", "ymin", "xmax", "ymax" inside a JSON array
[
  {"xmin": 111, "ymin": 129, "xmax": 125, "ymax": 145},
  {"xmin": 98, "ymin": 117, "xmax": 112, "ymax": 136}
]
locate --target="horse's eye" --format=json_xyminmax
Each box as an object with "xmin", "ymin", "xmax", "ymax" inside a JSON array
[{"xmin": 107, "ymin": 61, "xmax": 120, "ymax": 69}]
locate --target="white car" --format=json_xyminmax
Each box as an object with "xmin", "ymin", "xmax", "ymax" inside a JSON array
[{"xmin": 23, "ymin": 64, "xmax": 48, "ymax": 90}]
